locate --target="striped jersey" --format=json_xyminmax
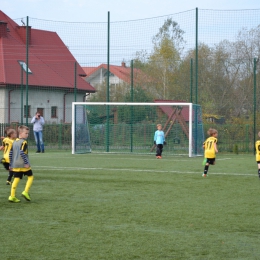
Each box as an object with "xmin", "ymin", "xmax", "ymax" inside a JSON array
[
  {"xmin": 2, "ymin": 137, "xmax": 14, "ymax": 163},
  {"xmin": 9, "ymin": 138, "xmax": 31, "ymax": 172},
  {"xmin": 255, "ymin": 140, "xmax": 260, "ymax": 161}
]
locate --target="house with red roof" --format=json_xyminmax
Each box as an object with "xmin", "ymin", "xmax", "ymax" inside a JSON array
[
  {"xmin": 82, "ymin": 62, "xmax": 151, "ymax": 95},
  {"xmin": 0, "ymin": 10, "xmax": 96, "ymax": 124}
]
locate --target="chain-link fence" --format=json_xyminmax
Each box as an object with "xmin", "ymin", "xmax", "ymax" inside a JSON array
[{"xmin": 1, "ymin": 8, "xmax": 260, "ymax": 153}]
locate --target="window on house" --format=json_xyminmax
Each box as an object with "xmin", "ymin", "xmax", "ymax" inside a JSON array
[
  {"xmin": 24, "ymin": 105, "xmax": 31, "ymax": 117},
  {"xmin": 37, "ymin": 108, "xmax": 44, "ymax": 117},
  {"xmin": 51, "ymin": 106, "xmax": 57, "ymax": 118},
  {"xmin": 18, "ymin": 61, "xmax": 32, "ymax": 74}
]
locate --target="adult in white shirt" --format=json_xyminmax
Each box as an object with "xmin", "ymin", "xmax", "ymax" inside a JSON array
[{"xmin": 31, "ymin": 112, "xmax": 45, "ymax": 153}]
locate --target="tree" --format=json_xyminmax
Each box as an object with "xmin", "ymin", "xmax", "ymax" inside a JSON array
[{"xmin": 134, "ymin": 18, "xmax": 186, "ymax": 100}]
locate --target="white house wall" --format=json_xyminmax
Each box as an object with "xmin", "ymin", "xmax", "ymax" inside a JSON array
[
  {"xmin": 0, "ymin": 89, "xmax": 8, "ymax": 124},
  {"xmin": 0, "ymin": 89, "xmax": 86, "ymax": 124},
  {"xmin": 86, "ymin": 73, "xmax": 123, "ymax": 89}
]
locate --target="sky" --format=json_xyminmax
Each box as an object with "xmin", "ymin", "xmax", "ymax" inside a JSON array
[
  {"xmin": 1, "ymin": 0, "xmax": 260, "ymax": 66},
  {"xmin": 1, "ymin": 0, "xmax": 260, "ymax": 22}
]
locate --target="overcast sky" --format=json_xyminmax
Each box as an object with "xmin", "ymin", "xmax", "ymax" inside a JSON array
[{"xmin": 2, "ymin": 0, "xmax": 260, "ymax": 22}]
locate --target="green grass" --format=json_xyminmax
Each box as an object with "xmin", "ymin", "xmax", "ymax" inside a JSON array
[{"xmin": 0, "ymin": 152, "xmax": 259, "ymax": 259}]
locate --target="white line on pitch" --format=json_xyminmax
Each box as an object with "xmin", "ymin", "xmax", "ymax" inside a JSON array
[{"xmin": 33, "ymin": 166, "xmax": 255, "ymax": 176}]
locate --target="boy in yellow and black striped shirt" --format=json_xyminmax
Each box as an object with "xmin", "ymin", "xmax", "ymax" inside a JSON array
[
  {"xmin": 0, "ymin": 128, "xmax": 17, "ymax": 185},
  {"xmin": 202, "ymin": 128, "xmax": 218, "ymax": 177},
  {"xmin": 8, "ymin": 125, "xmax": 34, "ymax": 203},
  {"xmin": 255, "ymin": 132, "xmax": 260, "ymax": 179}
]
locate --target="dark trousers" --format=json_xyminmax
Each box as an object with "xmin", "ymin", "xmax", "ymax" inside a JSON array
[{"xmin": 156, "ymin": 144, "xmax": 163, "ymax": 156}]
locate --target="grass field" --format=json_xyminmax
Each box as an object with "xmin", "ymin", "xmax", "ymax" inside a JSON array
[{"xmin": 0, "ymin": 151, "xmax": 260, "ymax": 260}]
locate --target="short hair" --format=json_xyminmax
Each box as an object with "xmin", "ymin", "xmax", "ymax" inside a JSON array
[
  {"xmin": 18, "ymin": 125, "xmax": 29, "ymax": 133},
  {"xmin": 6, "ymin": 128, "xmax": 16, "ymax": 138},
  {"xmin": 207, "ymin": 128, "xmax": 218, "ymax": 136},
  {"xmin": 157, "ymin": 124, "xmax": 162, "ymax": 127}
]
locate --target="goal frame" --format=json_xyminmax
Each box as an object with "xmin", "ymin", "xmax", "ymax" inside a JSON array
[{"xmin": 72, "ymin": 102, "xmax": 202, "ymax": 157}]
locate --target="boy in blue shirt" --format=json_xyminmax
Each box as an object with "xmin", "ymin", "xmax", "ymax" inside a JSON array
[{"xmin": 154, "ymin": 124, "xmax": 166, "ymax": 159}]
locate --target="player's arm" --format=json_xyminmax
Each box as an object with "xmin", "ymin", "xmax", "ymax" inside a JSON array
[
  {"xmin": 163, "ymin": 132, "xmax": 166, "ymax": 145},
  {"xmin": 214, "ymin": 142, "xmax": 218, "ymax": 153},
  {"xmin": 9, "ymin": 147, "xmax": 13, "ymax": 169},
  {"xmin": 20, "ymin": 141, "xmax": 30, "ymax": 167},
  {"xmin": 154, "ymin": 132, "xmax": 157, "ymax": 144}
]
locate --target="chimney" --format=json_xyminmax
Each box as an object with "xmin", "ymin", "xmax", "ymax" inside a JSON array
[
  {"xmin": 15, "ymin": 25, "xmax": 31, "ymax": 45},
  {"xmin": 0, "ymin": 21, "xmax": 8, "ymax": 38},
  {"xmin": 121, "ymin": 61, "xmax": 126, "ymax": 67}
]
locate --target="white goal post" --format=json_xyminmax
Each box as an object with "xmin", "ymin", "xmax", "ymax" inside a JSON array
[{"xmin": 72, "ymin": 102, "xmax": 204, "ymax": 157}]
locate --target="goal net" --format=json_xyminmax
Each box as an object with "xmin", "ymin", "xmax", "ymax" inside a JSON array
[{"xmin": 72, "ymin": 102, "xmax": 204, "ymax": 157}]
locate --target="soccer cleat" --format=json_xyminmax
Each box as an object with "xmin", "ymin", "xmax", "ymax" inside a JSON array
[
  {"xmin": 6, "ymin": 181, "xmax": 12, "ymax": 185},
  {"xmin": 156, "ymin": 156, "xmax": 159, "ymax": 159},
  {"xmin": 8, "ymin": 196, "xmax": 21, "ymax": 203},
  {"xmin": 22, "ymin": 191, "xmax": 31, "ymax": 201},
  {"xmin": 36, "ymin": 151, "xmax": 40, "ymax": 153},
  {"xmin": 159, "ymin": 156, "xmax": 162, "ymax": 159},
  {"xmin": 202, "ymin": 173, "xmax": 207, "ymax": 177}
]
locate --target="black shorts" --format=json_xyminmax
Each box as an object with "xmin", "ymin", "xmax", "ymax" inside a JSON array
[
  {"xmin": 257, "ymin": 161, "xmax": 260, "ymax": 164},
  {"xmin": 13, "ymin": 169, "xmax": 33, "ymax": 179},
  {"xmin": 206, "ymin": 158, "xmax": 216, "ymax": 165}
]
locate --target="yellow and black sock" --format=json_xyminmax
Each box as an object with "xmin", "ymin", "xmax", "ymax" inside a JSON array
[
  {"xmin": 11, "ymin": 177, "xmax": 20, "ymax": 197},
  {"xmin": 25, "ymin": 176, "xmax": 34, "ymax": 193}
]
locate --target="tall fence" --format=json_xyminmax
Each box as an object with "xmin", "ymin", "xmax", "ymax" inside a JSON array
[{"xmin": 1, "ymin": 8, "xmax": 260, "ymax": 153}]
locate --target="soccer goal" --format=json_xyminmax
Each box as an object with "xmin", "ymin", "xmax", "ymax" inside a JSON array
[{"xmin": 72, "ymin": 102, "xmax": 204, "ymax": 157}]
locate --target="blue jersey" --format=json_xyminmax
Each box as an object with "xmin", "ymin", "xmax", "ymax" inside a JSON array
[{"xmin": 154, "ymin": 130, "xmax": 165, "ymax": 145}]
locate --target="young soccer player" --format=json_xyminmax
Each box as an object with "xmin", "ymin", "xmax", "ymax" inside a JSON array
[
  {"xmin": 255, "ymin": 131, "xmax": 260, "ymax": 179},
  {"xmin": 202, "ymin": 128, "xmax": 218, "ymax": 177},
  {"xmin": 8, "ymin": 125, "xmax": 34, "ymax": 203},
  {"xmin": 0, "ymin": 128, "xmax": 17, "ymax": 185},
  {"xmin": 154, "ymin": 124, "xmax": 166, "ymax": 159}
]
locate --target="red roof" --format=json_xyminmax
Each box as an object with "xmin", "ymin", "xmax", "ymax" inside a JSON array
[
  {"xmin": 82, "ymin": 63, "xmax": 151, "ymax": 84},
  {"xmin": 154, "ymin": 100, "xmax": 190, "ymax": 121},
  {"xmin": 0, "ymin": 10, "xmax": 95, "ymax": 92}
]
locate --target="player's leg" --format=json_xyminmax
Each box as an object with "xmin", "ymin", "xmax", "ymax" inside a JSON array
[
  {"xmin": 22, "ymin": 170, "xmax": 34, "ymax": 201},
  {"xmin": 203, "ymin": 158, "xmax": 215, "ymax": 177},
  {"xmin": 158, "ymin": 144, "xmax": 163, "ymax": 158},
  {"xmin": 203, "ymin": 159, "xmax": 211, "ymax": 177},
  {"xmin": 6, "ymin": 169, "xmax": 13, "ymax": 185},
  {"xmin": 203, "ymin": 163, "xmax": 209, "ymax": 177},
  {"xmin": 8, "ymin": 173, "xmax": 21, "ymax": 202},
  {"xmin": 257, "ymin": 162, "xmax": 260, "ymax": 178},
  {"xmin": 156, "ymin": 145, "xmax": 160, "ymax": 158}
]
